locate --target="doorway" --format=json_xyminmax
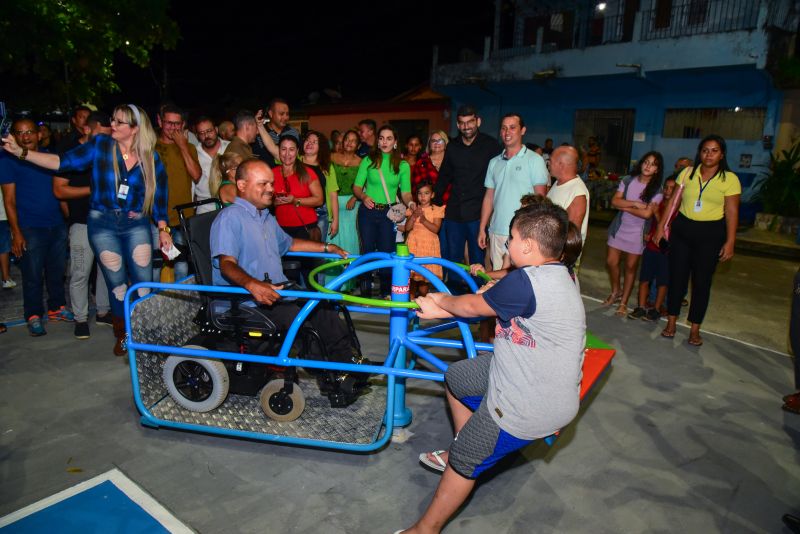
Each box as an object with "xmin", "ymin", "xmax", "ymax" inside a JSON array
[
  {"xmin": 390, "ymin": 119, "xmax": 430, "ymax": 151},
  {"xmin": 574, "ymin": 109, "xmax": 636, "ymax": 174}
]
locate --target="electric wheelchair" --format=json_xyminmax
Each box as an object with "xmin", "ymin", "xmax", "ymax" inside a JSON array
[{"xmin": 161, "ymin": 199, "xmax": 369, "ymax": 421}]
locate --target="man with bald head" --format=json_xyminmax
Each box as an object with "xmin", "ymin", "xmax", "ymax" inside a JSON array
[
  {"xmin": 547, "ymin": 145, "xmax": 589, "ymax": 247},
  {"xmin": 210, "ymin": 159, "xmax": 362, "ymax": 362}
]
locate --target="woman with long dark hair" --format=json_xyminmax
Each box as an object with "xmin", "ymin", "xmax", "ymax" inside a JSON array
[
  {"xmin": 301, "ymin": 130, "xmax": 339, "ymax": 240},
  {"xmin": 330, "ymin": 129, "xmax": 362, "ymax": 255},
  {"xmin": 604, "ymin": 151, "xmax": 664, "ymax": 316},
  {"xmin": 352, "ymin": 124, "xmax": 414, "ymax": 296},
  {"xmin": 403, "ymin": 134, "xmax": 423, "ymax": 167},
  {"xmin": 655, "ymin": 134, "xmax": 741, "ymax": 346},
  {"xmin": 272, "ymin": 135, "xmax": 323, "ymax": 241}
]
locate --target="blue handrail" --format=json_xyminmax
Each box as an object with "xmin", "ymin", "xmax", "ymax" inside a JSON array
[{"xmin": 124, "ymin": 249, "xmax": 493, "ymax": 451}]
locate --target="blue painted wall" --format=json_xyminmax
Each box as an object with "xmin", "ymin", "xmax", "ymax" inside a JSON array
[{"xmin": 437, "ymin": 65, "xmax": 780, "ymax": 198}]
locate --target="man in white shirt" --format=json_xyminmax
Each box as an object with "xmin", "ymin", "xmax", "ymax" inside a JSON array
[
  {"xmin": 193, "ymin": 116, "xmax": 229, "ymax": 214},
  {"xmin": 547, "ymin": 145, "xmax": 590, "ymax": 247}
]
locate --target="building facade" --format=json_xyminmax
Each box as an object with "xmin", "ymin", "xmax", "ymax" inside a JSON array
[{"xmin": 433, "ymin": 0, "xmax": 800, "ymax": 200}]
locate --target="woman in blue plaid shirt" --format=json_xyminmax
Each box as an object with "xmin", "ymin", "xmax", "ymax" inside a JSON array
[{"xmin": 2, "ymin": 104, "xmax": 170, "ymax": 355}]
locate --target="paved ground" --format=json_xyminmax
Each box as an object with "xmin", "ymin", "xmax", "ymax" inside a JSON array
[
  {"xmin": 578, "ymin": 221, "xmax": 798, "ymax": 356},
  {"xmin": 1, "ymin": 296, "xmax": 798, "ymax": 533},
  {"xmin": 1, "ymin": 218, "xmax": 798, "ymax": 533}
]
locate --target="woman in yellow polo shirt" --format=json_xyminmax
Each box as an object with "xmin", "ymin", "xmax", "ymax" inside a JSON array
[{"xmin": 656, "ymin": 135, "xmax": 740, "ymax": 346}]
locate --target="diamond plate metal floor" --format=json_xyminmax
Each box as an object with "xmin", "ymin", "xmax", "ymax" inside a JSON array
[
  {"xmin": 149, "ymin": 381, "xmax": 387, "ymax": 444},
  {"xmin": 130, "ymin": 282, "xmax": 388, "ymax": 445}
]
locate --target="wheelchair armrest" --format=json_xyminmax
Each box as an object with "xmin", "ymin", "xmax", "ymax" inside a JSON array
[
  {"xmin": 282, "ymin": 260, "xmax": 302, "ymax": 271},
  {"xmin": 209, "ymin": 296, "xmax": 279, "ymax": 335}
]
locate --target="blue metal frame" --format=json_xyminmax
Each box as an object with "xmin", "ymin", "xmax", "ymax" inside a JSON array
[{"xmin": 124, "ymin": 250, "xmax": 490, "ymax": 452}]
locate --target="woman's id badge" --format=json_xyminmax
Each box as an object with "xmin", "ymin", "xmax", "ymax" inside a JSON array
[
  {"xmin": 693, "ymin": 199, "xmax": 702, "ymax": 212},
  {"xmin": 117, "ymin": 184, "xmax": 129, "ymax": 200}
]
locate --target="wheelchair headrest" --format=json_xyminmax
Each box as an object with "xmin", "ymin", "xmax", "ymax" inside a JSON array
[{"xmin": 186, "ymin": 210, "xmax": 220, "ymax": 286}]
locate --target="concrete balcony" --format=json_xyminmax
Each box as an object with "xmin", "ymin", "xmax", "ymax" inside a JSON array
[{"xmin": 433, "ymin": 1, "xmax": 783, "ymax": 85}]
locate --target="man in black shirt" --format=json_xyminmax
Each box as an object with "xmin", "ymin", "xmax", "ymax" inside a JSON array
[
  {"xmin": 63, "ymin": 105, "xmax": 91, "ymax": 147},
  {"xmin": 434, "ymin": 105, "xmax": 500, "ymax": 286},
  {"xmin": 53, "ymin": 110, "xmax": 112, "ymax": 339},
  {"xmin": 356, "ymin": 119, "xmax": 376, "ymax": 158}
]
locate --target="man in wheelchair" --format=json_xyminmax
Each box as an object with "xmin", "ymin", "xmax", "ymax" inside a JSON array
[{"xmin": 207, "ymin": 159, "xmax": 368, "ymax": 409}]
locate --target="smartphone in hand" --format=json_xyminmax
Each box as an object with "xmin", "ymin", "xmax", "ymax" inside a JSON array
[{"xmin": 0, "ymin": 102, "xmax": 11, "ymax": 138}]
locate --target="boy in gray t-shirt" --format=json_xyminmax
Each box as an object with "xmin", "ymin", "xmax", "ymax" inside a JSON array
[{"xmin": 402, "ymin": 203, "xmax": 585, "ymax": 534}]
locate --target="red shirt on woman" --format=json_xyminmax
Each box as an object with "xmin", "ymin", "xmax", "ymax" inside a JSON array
[
  {"xmin": 411, "ymin": 153, "xmax": 450, "ymax": 204},
  {"xmin": 273, "ymin": 165, "xmax": 319, "ymax": 228}
]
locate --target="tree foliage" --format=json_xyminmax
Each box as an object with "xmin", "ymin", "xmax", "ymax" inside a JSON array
[
  {"xmin": 757, "ymin": 142, "xmax": 800, "ymax": 218},
  {"xmin": 0, "ymin": 0, "xmax": 178, "ymax": 110}
]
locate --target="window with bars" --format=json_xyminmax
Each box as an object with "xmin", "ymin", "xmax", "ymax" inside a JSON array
[{"xmin": 662, "ymin": 108, "xmax": 766, "ymax": 140}]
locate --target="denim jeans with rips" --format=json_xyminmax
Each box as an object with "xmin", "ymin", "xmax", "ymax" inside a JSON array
[{"xmin": 87, "ymin": 209, "xmax": 153, "ymax": 318}]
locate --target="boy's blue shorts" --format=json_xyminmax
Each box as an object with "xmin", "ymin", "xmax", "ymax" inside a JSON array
[{"xmin": 444, "ymin": 354, "xmax": 533, "ymax": 479}]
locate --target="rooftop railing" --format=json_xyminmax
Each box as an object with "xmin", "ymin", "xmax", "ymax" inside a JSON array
[{"xmin": 640, "ymin": 0, "xmax": 759, "ymax": 41}]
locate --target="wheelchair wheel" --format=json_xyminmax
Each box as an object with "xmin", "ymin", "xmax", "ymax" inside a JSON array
[
  {"xmin": 259, "ymin": 379, "xmax": 305, "ymax": 422},
  {"xmin": 163, "ymin": 346, "xmax": 229, "ymax": 413}
]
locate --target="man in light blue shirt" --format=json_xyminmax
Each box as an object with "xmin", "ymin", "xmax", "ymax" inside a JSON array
[
  {"xmin": 210, "ymin": 159, "xmax": 361, "ymax": 362},
  {"xmin": 479, "ymin": 113, "xmax": 549, "ymax": 269}
]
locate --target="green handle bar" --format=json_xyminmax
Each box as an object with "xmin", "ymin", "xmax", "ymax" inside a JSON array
[{"xmin": 307, "ymin": 258, "xmax": 492, "ymax": 309}]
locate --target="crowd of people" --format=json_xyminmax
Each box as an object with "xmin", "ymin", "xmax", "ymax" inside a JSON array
[
  {"xmin": 0, "ymin": 100, "xmax": 741, "ymax": 347},
  {"xmin": 599, "ymin": 136, "xmax": 741, "ymax": 348},
  {"xmin": 0, "ymin": 95, "xmax": 761, "ymax": 534}
]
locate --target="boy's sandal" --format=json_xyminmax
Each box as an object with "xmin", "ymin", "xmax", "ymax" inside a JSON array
[
  {"xmin": 687, "ymin": 334, "xmax": 703, "ymax": 346},
  {"xmin": 419, "ymin": 450, "xmax": 447, "ymax": 472},
  {"xmin": 660, "ymin": 327, "xmax": 676, "ymax": 339}
]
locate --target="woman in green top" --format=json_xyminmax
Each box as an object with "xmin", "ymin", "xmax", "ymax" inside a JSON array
[
  {"xmin": 352, "ymin": 124, "xmax": 414, "ymax": 297},
  {"xmin": 330, "ymin": 130, "xmax": 362, "ymax": 258},
  {"xmin": 209, "ymin": 151, "xmax": 243, "ymax": 207},
  {"xmin": 301, "ymin": 130, "xmax": 339, "ymax": 240}
]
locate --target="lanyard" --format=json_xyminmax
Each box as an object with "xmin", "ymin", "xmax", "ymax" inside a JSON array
[
  {"xmin": 116, "ymin": 145, "xmax": 134, "ymax": 205},
  {"xmin": 697, "ymin": 173, "xmax": 716, "ymax": 201}
]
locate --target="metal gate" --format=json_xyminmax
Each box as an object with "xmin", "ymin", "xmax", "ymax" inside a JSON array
[{"xmin": 574, "ymin": 109, "xmax": 636, "ymax": 174}]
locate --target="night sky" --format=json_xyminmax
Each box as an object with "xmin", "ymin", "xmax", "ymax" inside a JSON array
[{"xmin": 113, "ymin": 0, "xmax": 496, "ymax": 118}]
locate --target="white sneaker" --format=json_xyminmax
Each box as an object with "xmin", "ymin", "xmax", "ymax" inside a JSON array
[{"xmin": 2, "ymin": 279, "xmax": 16, "ymax": 289}]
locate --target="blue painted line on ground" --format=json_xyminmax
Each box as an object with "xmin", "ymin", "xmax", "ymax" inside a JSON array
[{"xmin": 0, "ymin": 480, "xmax": 169, "ymax": 534}]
